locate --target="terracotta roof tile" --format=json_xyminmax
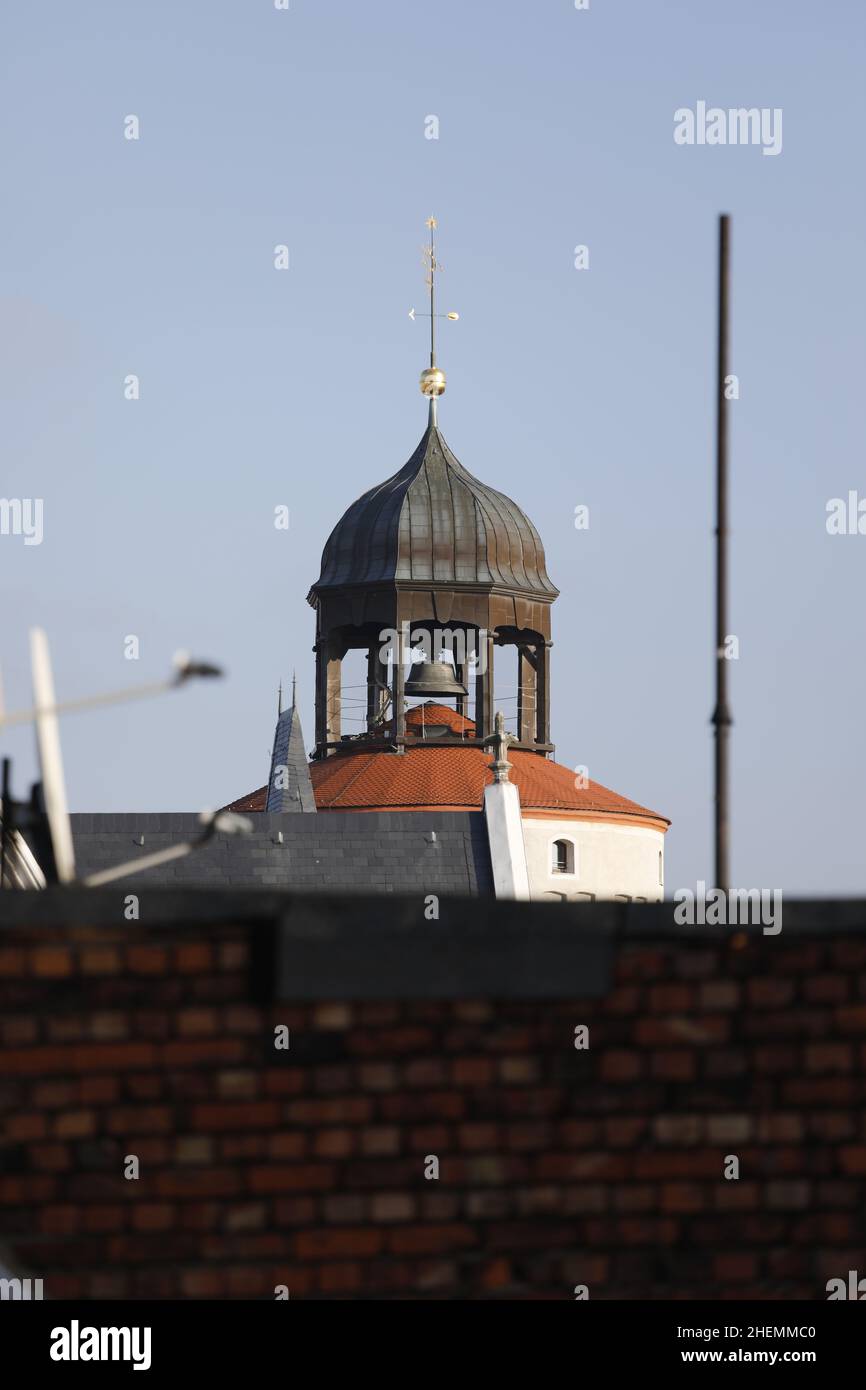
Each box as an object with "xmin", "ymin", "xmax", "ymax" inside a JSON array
[{"xmin": 225, "ymin": 709, "xmax": 668, "ymax": 827}]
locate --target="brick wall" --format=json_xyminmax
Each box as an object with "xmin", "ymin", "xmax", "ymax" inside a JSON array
[{"xmin": 1, "ymin": 893, "xmax": 865, "ymax": 1299}]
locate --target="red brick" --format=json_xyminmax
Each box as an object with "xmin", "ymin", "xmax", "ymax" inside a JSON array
[
  {"xmin": 132, "ymin": 1204, "xmax": 175, "ymax": 1232},
  {"xmin": 161, "ymin": 1039, "xmax": 245, "ymax": 1066},
  {"xmin": 755, "ymin": 1113, "xmax": 804, "ymax": 1143},
  {"xmin": 650, "ymin": 1051, "xmax": 696, "ymax": 1081},
  {"xmin": 192, "ymin": 1102, "xmax": 280, "ymax": 1131},
  {"xmin": 128, "ymin": 946, "xmax": 169, "ymax": 975},
  {"xmin": 40, "ymin": 1205, "xmax": 79, "ymax": 1234},
  {"xmin": 31, "ymin": 1143, "xmax": 70, "ymax": 1171},
  {"xmin": 175, "ymin": 1136, "xmax": 215, "ymax": 1165},
  {"xmin": 480, "ymin": 1257, "xmax": 511, "ymax": 1289},
  {"xmin": 80, "ymin": 947, "xmax": 121, "ymax": 975},
  {"xmin": 296, "ymin": 1228, "xmax": 383, "ymax": 1259},
  {"xmin": 249, "ymin": 1165, "xmax": 336, "ymax": 1193},
  {"xmin": 2, "ymin": 1017, "xmax": 39, "ymax": 1044},
  {"xmin": 227, "ymin": 1265, "xmax": 273, "ymax": 1295},
  {"xmin": 499, "ymin": 1056, "xmax": 539, "ymax": 1084},
  {"xmin": 83, "ymin": 1205, "xmax": 124, "ymax": 1232},
  {"xmin": 275, "ymin": 1198, "xmax": 318, "ymax": 1225},
  {"xmin": 47, "ymin": 1016, "xmax": 84, "ymax": 1041},
  {"xmin": 313, "ymin": 1003, "xmax": 352, "ymax": 1030},
  {"xmin": 804, "ymin": 975, "xmax": 848, "ymax": 1004},
  {"xmin": 714, "ymin": 1253, "xmax": 758, "ymax": 1280},
  {"xmin": 0, "ymin": 1175, "xmax": 55, "ymax": 1202},
  {"xmin": 31, "ymin": 1081, "xmax": 75, "ymax": 1107},
  {"xmin": 699, "ymin": 981, "xmax": 741, "ymax": 1009},
  {"xmin": 832, "ymin": 941, "xmax": 866, "ymax": 969},
  {"xmin": 767, "ymin": 1181, "xmax": 810, "ymax": 1209},
  {"xmin": 8, "ymin": 1112, "xmax": 47, "ymax": 1140},
  {"xmin": 356, "ymin": 1063, "xmax": 397, "ymax": 1091},
  {"xmin": 182, "ymin": 1268, "xmax": 226, "ymax": 1297},
  {"xmin": 619, "ymin": 948, "xmax": 668, "ymax": 980},
  {"xmin": 126, "ymin": 1075, "xmax": 163, "ymax": 1101},
  {"xmin": 649, "ymin": 983, "xmax": 694, "ymax": 1012},
  {"xmin": 0, "ymin": 947, "xmax": 26, "ymax": 977},
  {"xmin": 389, "ymin": 1224, "xmax": 476, "ymax": 1255},
  {"xmin": 452, "ymin": 1057, "xmax": 493, "ymax": 1085},
  {"xmin": 155, "ymin": 1169, "xmax": 240, "ymax": 1198},
  {"xmin": 754, "ymin": 1044, "xmax": 799, "ymax": 1074},
  {"xmin": 840, "ymin": 1147, "xmax": 866, "ymax": 1175},
  {"xmin": 747, "ymin": 979, "xmax": 795, "ymax": 1007},
  {"xmin": 317, "ymin": 1262, "xmax": 362, "ymax": 1293},
  {"xmin": 805, "ymin": 1043, "xmax": 852, "ymax": 1074},
  {"xmin": 175, "ymin": 944, "xmax": 214, "ymax": 973},
  {"xmin": 225, "ymin": 1006, "xmax": 262, "ymax": 1034},
  {"xmin": 218, "ymin": 942, "xmax": 248, "ymax": 971},
  {"xmin": 403, "ymin": 1059, "xmax": 448, "ymax": 1086},
  {"xmin": 369, "ymin": 1189, "xmax": 414, "ymax": 1223},
  {"xmin": 409, "ymin": 1125, "xmax": 450, "ymax": 1152},
  {"xmin": 263, "ymin": 1070, "xmax": 306, "ymax": 1096},
  {"xmin": 661, "ymin": 1183, "xmax": 705, "ymax": 1212},
  {"xmin": 54, "ymin": 1109, "xmax": 96, "ymax": 1138},
  {"xmin": 90, "ymin": 1012, "xmax": 128, "ymax": 1040},
  {"xmin": 177, "ymin": 1008, "xmax": 219, "ymax": 1037},
  {"xmin": 107, "ymin": 1107, "xmax": 172, "ymax": 1134},
  {"xmin": 360, "ymin": 1127, "xmax": 400, "ymax": 1156},
  {"xmin": 314, "ymin": 1128, "xmax": 355, "ymax": 1159},
  {"xmin": 600, "ymin": 1051, "xmax": 643, "ymax": 1082},
  {"xmin": 461, "ymin": 1117, "xmax": 500, "ymax": 1150},
  {"xmin": 267, "ymin": 1133, "xmax": 307, "ymax": 1159},
  {"xmin": 286, "ymin": 1098, "xmax": 372, "ymax": 1125},
  {"xmin": 835, "ymin": 1005, "xmax": 866, "ymax": 1034},
  {"xmin": 31, "ymin": 947, "xmax": 74, "ymax": 978},
  {"xmin": 713, "ymin": 1183, "xmax": 760, "ymax": 1211}
]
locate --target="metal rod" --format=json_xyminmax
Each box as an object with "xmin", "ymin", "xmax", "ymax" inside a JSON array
[
  {"xmin": 0, "ymin": 677, "xmax": 176, "ymax": 731},
  {"xmin": 712, "ymin": 214, "xmax": 732, "ymax": 891},
  {"xmin": 429, "ymin": 218, "xmax": 436, "ymax": 368}
]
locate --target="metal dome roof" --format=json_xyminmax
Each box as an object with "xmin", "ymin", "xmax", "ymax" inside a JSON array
[{"xmin": 310, "ymin": 422, "xmax": 558, "ymax": 598}]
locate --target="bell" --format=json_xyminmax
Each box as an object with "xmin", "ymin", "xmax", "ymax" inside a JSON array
[{"xmin": 404, "ymin": 659, "xmax": 468, "ymax": 698}]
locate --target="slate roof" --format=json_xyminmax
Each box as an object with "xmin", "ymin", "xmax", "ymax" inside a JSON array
[
  {"xmin": 309, "ymin": 423, "xmax": 558, "ymax": 599},
  {"xmin": 69, "ymin": 812, "xmax": 493, "ymax": 894},
  {"xmin": 265, "ymin": 704, "xmax": 316, "ymax": 813}
]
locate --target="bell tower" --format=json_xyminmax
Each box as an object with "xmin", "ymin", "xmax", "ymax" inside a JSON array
[{"xmin": 307, "ymin": 220, "xmax": 559, "ymax": 761}]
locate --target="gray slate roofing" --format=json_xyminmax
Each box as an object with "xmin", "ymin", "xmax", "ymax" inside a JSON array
[
  {"xmin": 69, "ymin": 811, "xmax": 493, "ymax": 895},
  {"xmin": 265, "ymin": 705, "xmax": 316, "ymax": 813},
  {"xmin": 310, "ymin": 423, "xmax": 558, "ymax": 598}
]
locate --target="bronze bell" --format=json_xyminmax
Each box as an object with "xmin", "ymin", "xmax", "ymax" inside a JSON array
[{"xmin": 404, "ymin": 659, "xmax": 468, "ymax": 698}]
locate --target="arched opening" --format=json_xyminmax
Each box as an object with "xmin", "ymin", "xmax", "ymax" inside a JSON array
[{"xmin": 551, "ymin": 838, "xmax": 576, "ymax": 875}]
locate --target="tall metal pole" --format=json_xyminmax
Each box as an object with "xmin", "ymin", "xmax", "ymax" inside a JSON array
[{"xmin": 712, "ymin": 214, "xmax": 732, "ymax": 891}]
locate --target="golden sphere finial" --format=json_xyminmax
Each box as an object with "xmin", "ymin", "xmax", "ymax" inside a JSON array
[{"xmin": 420, "ymin": 366, "xmax": 446, "ymax": 398}]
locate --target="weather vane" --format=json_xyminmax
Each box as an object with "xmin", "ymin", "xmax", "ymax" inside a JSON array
[{"xmin": 409, "ymin": 216, "xmax": 459, "ymax": 422}]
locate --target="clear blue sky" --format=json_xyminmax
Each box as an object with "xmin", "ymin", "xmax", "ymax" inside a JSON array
[{"xmin": 2, "ymin": 1, "xmax": 864, "ymax": 894}]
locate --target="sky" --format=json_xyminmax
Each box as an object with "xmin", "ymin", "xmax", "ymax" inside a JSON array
[{"xmin": 1, "ymin": 0, "xmax": 864, "ymax": 896}]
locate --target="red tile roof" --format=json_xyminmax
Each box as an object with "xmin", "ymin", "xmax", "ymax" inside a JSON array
[{"xmin": 225, "ymin": 704, "xmax": 668, "ymax": 827}]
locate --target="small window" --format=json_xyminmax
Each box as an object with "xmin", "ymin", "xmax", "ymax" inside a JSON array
[{"xmin": 551, "ymin": 838, "xmax": 575, "ymax": 875}]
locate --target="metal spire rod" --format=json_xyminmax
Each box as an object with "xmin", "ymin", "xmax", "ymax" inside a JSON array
[
  {"xmin": 427, "ymin": 215, "xmax": 437, "ymax": 369},
  {"xmin": 411, "ymin": 217, "xmax": 458, "ymax": 428},
  {"xmin": 712, "ymin": 214, "xmax": 732, "ymax": 892}
]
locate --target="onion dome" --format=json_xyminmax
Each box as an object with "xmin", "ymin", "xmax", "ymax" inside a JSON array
[{"xmin": 309, "ymin": 422, "xmax": 558, "ymax": 601}]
